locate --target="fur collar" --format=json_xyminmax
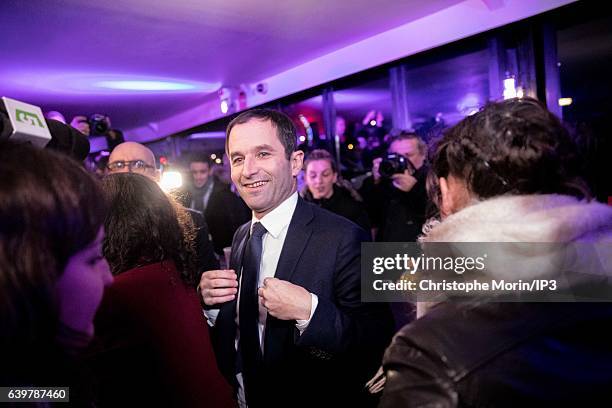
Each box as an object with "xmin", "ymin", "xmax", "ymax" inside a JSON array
[{"xmin": 423, "ymin": 194, "xmax": 612, "ymax": 243}]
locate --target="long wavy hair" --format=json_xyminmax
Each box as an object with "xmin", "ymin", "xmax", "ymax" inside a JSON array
[
  {"xmin": 101, "ymin": 173, "xmax": 197, "ymax": 286},
  {"xmin": 0, "ymin": 140, "xmax": 106, "ymax": 383}
]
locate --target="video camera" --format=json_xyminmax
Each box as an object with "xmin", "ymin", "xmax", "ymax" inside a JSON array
[
  {"xmin": 1, "ymin": 96, "xmax": 90, "ymax": 161},
  {"xmin": 379, "ymin": 153, "xmax": 416, "ymax": 178}
]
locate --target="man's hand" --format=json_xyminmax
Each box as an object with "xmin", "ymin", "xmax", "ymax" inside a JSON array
[
  {"xmin": 258, "ymin": 278, "xmax": 311, "ymax": 321},
  {"xmin": 391, "ymin": 171, "xmax": 417, "ymax": 192},
  {"xmin": 198, "ymin": 269, "xmax": 238, "ymax": 306}
]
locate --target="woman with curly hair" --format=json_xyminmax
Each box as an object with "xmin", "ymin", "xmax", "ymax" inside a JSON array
[
  {"xmin": 0, "ymin": 140, "xmax": 112, "ymax": 402},
  {"xmin": 379, "ymin": 98, "xmax": 612, "ymax": 407},
  {"xmin": 88, "ymin": 173, "xmax": 233, "ymax": 407}
]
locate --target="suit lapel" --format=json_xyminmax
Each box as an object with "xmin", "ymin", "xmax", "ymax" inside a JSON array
[
  {"xmin": 273, "ymin": 198, "xmax": 314, "ymax": 282},
  {"xmin": 264, "ymin": 199, "xmax": 314, "ymax": 364}
]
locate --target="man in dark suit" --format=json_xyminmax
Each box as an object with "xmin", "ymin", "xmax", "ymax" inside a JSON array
[
  {"xmin": 198, "ymin": 109, "xmax": 393, "ymax": 407},
  {"xmin": 182, "ymin": 154, "xmax": 251, "ymax": 255}
]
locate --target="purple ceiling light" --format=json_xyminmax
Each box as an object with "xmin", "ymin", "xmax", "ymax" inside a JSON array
[{"xmin": 5, "ymin": 71, "xmax": 221, "ymax": 95}]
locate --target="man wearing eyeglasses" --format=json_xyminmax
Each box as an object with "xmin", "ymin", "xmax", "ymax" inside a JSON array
[
  {"xmin": 107, "ymin": 141, "xmax": 219, "ymax": 277},
  {"xmin": 107, "ymin": 142, "xmax": 158, "ymax": 179}
]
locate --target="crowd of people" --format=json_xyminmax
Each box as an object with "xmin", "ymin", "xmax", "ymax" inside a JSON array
[{"xmin": 1, "ymin": 97, "xmax": 611, "ymax": 407}]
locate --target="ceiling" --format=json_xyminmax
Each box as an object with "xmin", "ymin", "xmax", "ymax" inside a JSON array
[{"xmin": 0, "ymin": 0, "xmax": 462, "ymax": 132}]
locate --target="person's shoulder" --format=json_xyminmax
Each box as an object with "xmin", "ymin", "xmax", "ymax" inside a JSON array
[{"xmin": 306, "ymin": 200, "xmax": 368, "ymax": 239}]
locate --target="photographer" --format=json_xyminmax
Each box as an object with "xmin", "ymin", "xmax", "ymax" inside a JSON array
[
  {"xmin": 70, "ymin": 113, "xmax": 124, "ymax": 150},
  {"xmin": 359, "ymin": 131, "xmax": 429, "ymax": 242}
]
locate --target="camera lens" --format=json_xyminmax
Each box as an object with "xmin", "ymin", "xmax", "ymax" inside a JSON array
[{"xmin": 379, "ymin": 160, "xmax": 396, "ymax": 178}]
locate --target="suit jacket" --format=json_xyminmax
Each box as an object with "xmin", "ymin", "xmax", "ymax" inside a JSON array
[
  {"xmin": 186, "ymin": 208, "xmax": 220, "ymax": 277},
  {"xmin": 179, "ymin": 179, "xmax": 251, "ymax": 255},
  {"xmin": 211, "ymin": 198, "xmax": 394, "ymax": 407}
]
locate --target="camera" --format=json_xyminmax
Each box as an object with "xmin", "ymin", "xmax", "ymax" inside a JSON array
[
  {"xmin": 379, "ymin": 153, "xmax": 416, "ymax": 178},
  {"xmin": 89, "ymin": 113, "xmax": 111, "ymax": 136}
]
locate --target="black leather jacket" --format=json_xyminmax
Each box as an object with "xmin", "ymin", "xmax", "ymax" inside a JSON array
[{"xmin": 380, "ymin": 301, "xmax": 612, "ymax": 407}]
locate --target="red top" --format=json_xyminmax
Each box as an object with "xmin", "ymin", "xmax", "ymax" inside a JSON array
[{"xmin": 89, "ymin": 261, "xmax": 235, "ymax": 407}]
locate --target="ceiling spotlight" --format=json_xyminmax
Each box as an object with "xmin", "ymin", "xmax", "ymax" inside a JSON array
[
  {"xmin": 558, "ymin": 97, "xmax": 573, "ymax": 107},
  {"xmin": 220, "ymin": 100, "xmax": 229, "ymax": 114}
]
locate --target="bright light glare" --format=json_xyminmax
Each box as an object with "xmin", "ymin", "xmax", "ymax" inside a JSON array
[
  {"xmin": 370, "ymin": 120, "xmax": 377, "ymax": 126},
  {"xmin": 159, "ymin": 171, "xmax": 183, "ymax": 191},
  {"xmin": 220, "ymin": 100, "xmax": 229, "ymax": 114},
  {"xmin": 94, "ymin": 80, "xmax": 196, "ymax": 91},
  {"xmin": 503, "ymin": 77, "xmax": 517, "ymax": 100},
  {"xmin": 347, "ymin": 144, "xmax": 354, "ymax": 150},
  {"xmin": 299, "ymin": 135, "xmax": 306, "ymax": 142},
  {"xmin": 558, "ymin": 97, "xmax": 573, "ymax": 107}
]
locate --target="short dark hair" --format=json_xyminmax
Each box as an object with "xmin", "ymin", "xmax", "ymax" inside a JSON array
[
  {"xmin": 387, "ymin": 131, "xmax": 427, "ymax": 156},
  {"xmin": 101, "ymin": 173, "xmax": 197, "ymax": 286},
  {"xmin": 430, "ymin": 97, "xmax": 590, "ymax": 200},
  {"xmin": 304, "ymin": 149, "xmax": 338, "ymax": 173},
  {"xmin": 186, "ymin": 152, "xmax": 213, "ymax": 167},
  {"xmin": 226, "ymin": 109, "xmax": 297, "ymax": 159},
  {"xmin": 0, "ymin": 140, "xmax": 106, "ymax": 378}
]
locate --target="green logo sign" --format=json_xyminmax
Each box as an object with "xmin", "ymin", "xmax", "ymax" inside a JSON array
[{"xmin": 15, "ymin": 109, "xmax": 44, "ymax": 127}]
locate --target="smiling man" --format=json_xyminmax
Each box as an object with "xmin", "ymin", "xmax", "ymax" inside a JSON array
[{"xmin": 198, "ymin": 109, "xmax": 393, "ymax": 407}]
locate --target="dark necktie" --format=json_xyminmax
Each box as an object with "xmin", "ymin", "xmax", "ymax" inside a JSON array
[{"xmin": 238, "ymin": 222, "xmax": 267, "ymax": 405}]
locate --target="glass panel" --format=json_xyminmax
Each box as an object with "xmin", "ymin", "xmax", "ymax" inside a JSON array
[
  {"xmin": 404, "ymin": 46, "xmax": 490, "ymax": 135},
  {"xmin": 556, "ymin": 6, "xmax": 612, "ymax": 201}
]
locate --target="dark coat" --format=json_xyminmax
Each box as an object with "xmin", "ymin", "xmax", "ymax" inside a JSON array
[
  {"xmin": 212, "ymin": 198, "xmax": 394, "ymax": 407},
  {"xmin": 302, "ymin": 185, "xmax": 371, "ymax": 232},
  {"xmin": 180, "ymin": 180, "xmax": 251, "ymax": 255},
  {"xmin": 186, "ymin": 208, "xmax": 219, "ymax": 277},
  {"xmin": 360, "ymin": 165, "xmax": 428, "ymax": 242},
  {"xmin": 380, "ymin": 302, "xmax": 612, "ymax": 408}
]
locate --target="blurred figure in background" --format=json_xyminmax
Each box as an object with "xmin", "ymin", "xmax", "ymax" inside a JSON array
[
  {"xmin": 0, "ymin": 140, "xmax": 112, "ymax": 402},
  {"xmin": 302, "ymin": 149, "xmax": 371, "ymax": 232},
  {"xmin": 380, "ymin": 98, "xmax": 612, "ymax": 407},
  {"xmin": 107, "ymin": 141, "xmax": 158, "ymax": 179},
  {"xmin": 179, "ymin": 153, "xmax": 250, "ymax": 256},
  {"xmin": 360, "ymin": 131, "xmax": 429, "ymax": 243},
  {"xmin": 88, "ymin": 173, "xmax": 233, "ymax": 407},
  {"xmin": 70, "ymin": 114, "xmax": 90, "ymax": 136},
  {"xmin": 45, "ymin": 110, "xmax": 66, "ymax": 124}
]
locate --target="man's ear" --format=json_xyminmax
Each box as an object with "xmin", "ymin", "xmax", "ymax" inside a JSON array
[{"xmin": 290, "ymin": 150, "xmax": 304, "ymax": 177}]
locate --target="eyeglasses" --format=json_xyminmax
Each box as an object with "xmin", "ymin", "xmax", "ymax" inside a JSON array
[{"xmin": 107, "ymin": 160, "xmax": 155, "ymax": 173}]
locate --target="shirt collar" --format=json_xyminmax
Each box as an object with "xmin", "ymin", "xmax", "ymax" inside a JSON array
[{"xmin": 251, "ymin": 192, "xmax": 298, "ymax": 239}]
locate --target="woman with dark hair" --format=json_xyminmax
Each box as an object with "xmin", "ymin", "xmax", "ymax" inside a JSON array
[
  {"xmin": 0, "ymin": 140, "xmax": 112, "ymax": 399},
  {"xmin": 379, "ymin": 98, "xmax": 612, "ymax": 406},
  {"xmin": 88, "ymin": 173, "xmax": 233, "ymax": 407},
  {"xmin": 302, "ymin": 149, "xmax": 371, "ymax": 232}
]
